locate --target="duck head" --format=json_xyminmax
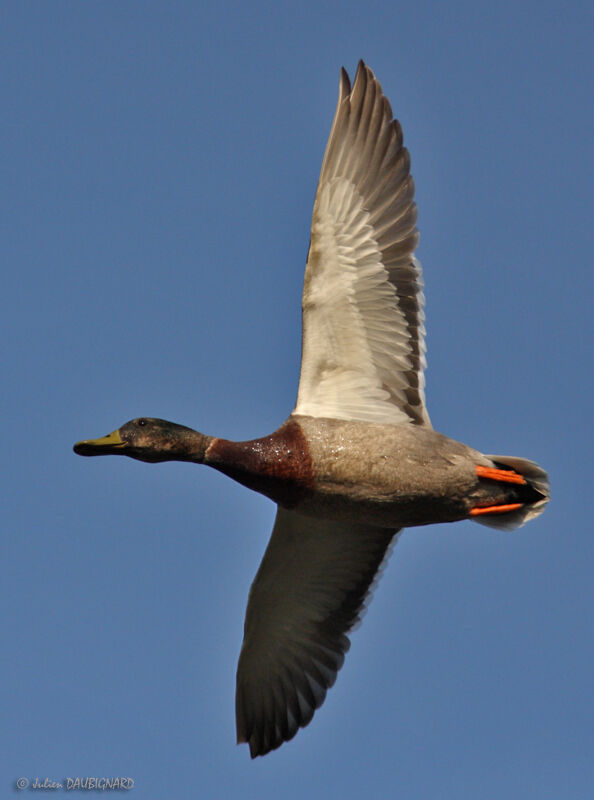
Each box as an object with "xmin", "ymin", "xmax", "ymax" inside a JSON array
[{"xmin": 73, "ymin": 417, "xmax": 210, "ymax": 463}]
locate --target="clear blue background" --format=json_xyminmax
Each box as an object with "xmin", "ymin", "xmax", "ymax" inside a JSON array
[{"xmin": 2, "ymin": 1, "xmax": 592, "ymax": 798}]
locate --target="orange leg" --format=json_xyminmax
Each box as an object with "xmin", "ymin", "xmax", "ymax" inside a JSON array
[
  {"xmin": 476, "ymin": 465, "xmax": 526, "ymax": 485},
  {"xmin": 469, "ymin": 503, "xmax": 523, "ymax": 517}
]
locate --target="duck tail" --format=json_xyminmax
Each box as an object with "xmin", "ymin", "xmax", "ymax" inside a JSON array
[{"xmin": 471, "ymin": 455, "xmax": 550, "ymax": 531}]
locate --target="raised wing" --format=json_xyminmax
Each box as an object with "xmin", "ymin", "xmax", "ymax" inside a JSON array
[
  {"xmin": 236, "ymin": 506, "xmax": 399, "ymax": 757},
  {"xmin": 294, "ymin": 61, "xmax": 430, "ymax": 426}
]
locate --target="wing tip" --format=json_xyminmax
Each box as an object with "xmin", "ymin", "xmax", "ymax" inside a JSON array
[
  {"xmin": 237, "ymin": 714, "xmax": 295, "ymax": 759},
  {"xmin": 339, "ymin": 66, "xmax": 351, "ymax": 100},
  {"xmin": 341, "ymin": 60, "xmax": 381, "ymax": 102}
]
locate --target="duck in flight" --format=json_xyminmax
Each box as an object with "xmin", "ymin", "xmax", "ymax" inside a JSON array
[{"xmin": 74, "ymin": 61, "xmax": 549, "ymax": 758}]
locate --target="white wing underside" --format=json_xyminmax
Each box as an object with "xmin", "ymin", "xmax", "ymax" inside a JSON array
[{"xmin": 294, "ymin": 63, "xmax": 430, "ymax": 427}]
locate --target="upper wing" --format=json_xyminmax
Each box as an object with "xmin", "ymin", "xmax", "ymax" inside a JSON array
[
  {"xmin": 294, "ymin": 61, "xmax": 430, "ymax": 426},
  {"xmin": 236, "ymin": 506, "xmax": 399, "ymax": 757}
]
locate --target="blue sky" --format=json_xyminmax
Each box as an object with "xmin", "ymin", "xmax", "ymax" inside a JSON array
[{"xmin": 2, "ymin": 1, "xmax": 592, "ymax": 798}]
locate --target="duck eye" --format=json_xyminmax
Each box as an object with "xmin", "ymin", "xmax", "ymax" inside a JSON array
[{"xmin": 137, "ymin": 418, "xmax": 147, "ymax": 427}]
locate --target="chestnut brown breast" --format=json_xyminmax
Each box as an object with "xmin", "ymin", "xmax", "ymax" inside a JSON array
[{"xmin": 205, "ymin": 420, "xmax": 315, "ymax": 507}]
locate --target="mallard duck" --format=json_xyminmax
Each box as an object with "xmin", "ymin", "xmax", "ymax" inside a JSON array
[{"xmin": 74, "ymin": 61, "xmax": 549, "ymax": 758}]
